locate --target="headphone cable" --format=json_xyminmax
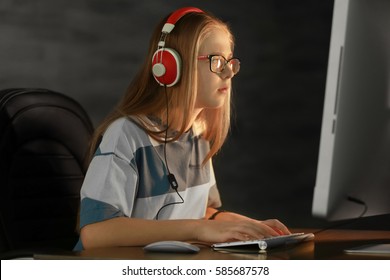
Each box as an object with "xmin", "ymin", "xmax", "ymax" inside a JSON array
[{"xmin": 155, "ymin": 86, "xmax": 184, "ymax": 220}]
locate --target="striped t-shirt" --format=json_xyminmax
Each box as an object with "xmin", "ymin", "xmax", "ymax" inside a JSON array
[{"xmin": 74, "ymin": 116, "xmax": 221, "ymax": 250}]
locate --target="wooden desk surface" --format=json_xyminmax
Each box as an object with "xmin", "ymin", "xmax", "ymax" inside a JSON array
[{"xmin": 35, "ymin": 229, "xmax": 390, "ymax": 260}]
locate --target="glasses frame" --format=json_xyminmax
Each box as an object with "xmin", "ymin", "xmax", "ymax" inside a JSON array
[{"xmin": 197, "ymin": 54, "xmax": 240, "ymax": 75}]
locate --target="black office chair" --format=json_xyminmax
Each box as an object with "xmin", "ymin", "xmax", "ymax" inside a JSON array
[{"xmin": 0, "ymin": 88, "xmax": 94, "ymax": 259}]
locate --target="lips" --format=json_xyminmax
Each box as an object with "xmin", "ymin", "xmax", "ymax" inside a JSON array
[{"xmin": 218, "ymin": 86, "xmax": 229, "ymax": 92}]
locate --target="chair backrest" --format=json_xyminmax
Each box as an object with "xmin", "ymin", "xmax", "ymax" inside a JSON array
[{"xmin": 0, "ymin": 88, "xmax": 94, "ymax": 257}]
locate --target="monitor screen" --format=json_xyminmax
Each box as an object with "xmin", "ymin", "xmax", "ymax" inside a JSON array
[{"xmin": 312, "ymin": 0, "xmax": 390, "ymax": 221}]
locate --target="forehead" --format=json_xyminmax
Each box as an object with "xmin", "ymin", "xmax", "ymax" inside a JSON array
[{"xmin": 199, "ymin": 27, "xmax": 232, "ymax": 55}]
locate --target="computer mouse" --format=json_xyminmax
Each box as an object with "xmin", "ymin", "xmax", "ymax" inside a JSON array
[{"xmin": 143, "ymin": 240, "xmax": 200, "ymax": 253}]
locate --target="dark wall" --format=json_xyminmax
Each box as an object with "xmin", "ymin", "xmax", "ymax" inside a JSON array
[{"xmin": 0, "ymin": 0, "xmax": 336, "ymax": 228}]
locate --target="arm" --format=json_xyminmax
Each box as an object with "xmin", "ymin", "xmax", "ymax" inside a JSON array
[
  {"xmin": 80, "ymin": 218, "xmax": 201, "ymax": 249},
  {"xmin": 80, "ymin": 215, "xmax": 287, "ymax": 249}
]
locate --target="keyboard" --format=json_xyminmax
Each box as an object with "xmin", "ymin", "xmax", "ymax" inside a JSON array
[{"xmin": 212, "ymin": 232, "xmax": 315, "ymax": 251}]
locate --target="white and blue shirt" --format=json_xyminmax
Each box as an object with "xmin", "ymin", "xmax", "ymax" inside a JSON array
[{"xmin": 74, "ymin": 117, "xmax": 221, "ymax": 250}]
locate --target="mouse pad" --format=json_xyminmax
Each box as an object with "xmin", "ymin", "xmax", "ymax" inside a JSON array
[{"xmin": 344, "ymin": 244, "xmax": 390, "ymax": 256}]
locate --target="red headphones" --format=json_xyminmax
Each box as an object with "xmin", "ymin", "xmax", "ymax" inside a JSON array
[{"xmin": 151, "ymin": 7, "xmax": 204, "ymax": 87}]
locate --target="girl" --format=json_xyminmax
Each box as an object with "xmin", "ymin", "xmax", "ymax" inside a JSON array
[{"xmin": 75, "ymin": 7, "xmax": 290, "ymax": 251}]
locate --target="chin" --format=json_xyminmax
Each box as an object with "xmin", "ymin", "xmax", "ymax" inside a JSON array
[{"xmin": 206, "ymin": 101, "xmax": 225, "ymax": 109}]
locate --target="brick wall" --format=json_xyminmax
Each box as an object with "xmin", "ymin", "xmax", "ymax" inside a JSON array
[{"xmin": 0, "ymin": 0, "xmax": 335, "ymax": 228}]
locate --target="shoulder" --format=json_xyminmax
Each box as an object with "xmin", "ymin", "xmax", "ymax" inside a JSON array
[
  {"xmin": 100, "ymin": 117, "xmax": 152, "ymax": 154},
  {"xmin": 105, "ymin": 117, "xmax": 142, "ymax": 135},
  {"xmin": 106, "ymin": 117, "xmax": 150, "ymax": 139}
]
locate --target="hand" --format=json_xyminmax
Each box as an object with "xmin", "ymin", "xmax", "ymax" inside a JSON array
[
  {"xmin": 261, "ymin": 219, "xmax": 291, "ymax": 236},
  {"xmin": 195, "ymin": 219, "xmax": 266, "ymax": 243},
  {"xmin": 202, "ymin": 209, "xmax": 291, "ymax": 243},
  {"xmin": 195, "ymin": 218, "xmax": 290, "ymax": 244}
]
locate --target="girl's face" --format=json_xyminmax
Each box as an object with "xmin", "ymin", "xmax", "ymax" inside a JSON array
[{"xmin": 196, "ymin": 28, "xmax": 235, "ymax": 110}]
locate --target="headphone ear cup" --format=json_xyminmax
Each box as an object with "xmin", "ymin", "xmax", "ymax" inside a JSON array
[{"xmin": 152, "ymin": 48, "xmax": 182, "ymax": 87}]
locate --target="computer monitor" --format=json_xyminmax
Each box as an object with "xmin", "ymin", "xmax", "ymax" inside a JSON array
[{"xmin": 312, "ymin": 0, "xmax": 390, "ymax": 221}]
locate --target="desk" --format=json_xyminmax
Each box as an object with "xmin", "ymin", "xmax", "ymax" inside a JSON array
[{"xmin": 34, "ymin": 229, "xmax": 390, "ymax": 260}]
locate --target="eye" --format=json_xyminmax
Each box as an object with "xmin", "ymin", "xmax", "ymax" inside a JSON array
[{"xmin": 211, "ymin": 56, "xmax": 224, "ymax": 72}]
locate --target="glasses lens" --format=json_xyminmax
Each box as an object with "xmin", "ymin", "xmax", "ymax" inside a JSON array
[
  {"xmin": 210, "ymin": 56, "xmax": 224, "ymax": 73},
  {"xmin": 230, "ymin": 59, "xmax": 240, "ymax": 74},
  {"xmin": 209, "ymin": 56, "xmax": 240, "ymax": 74}
]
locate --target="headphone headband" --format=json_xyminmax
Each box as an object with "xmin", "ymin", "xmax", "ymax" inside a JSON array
[{"xmin": 161, "ymin": 7, "xmax": 204, "ymax": 34}]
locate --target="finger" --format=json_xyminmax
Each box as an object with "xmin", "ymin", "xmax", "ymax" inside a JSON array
[
  {"xmin": 259, "ymin": 223, "xmax": 281, "ymax": 237},
  {"xmin": 228, "ymin": 232, "xmax": 253, "ymax": 242},
  {"xmin": 213, "ymin": 229, "xmax": 258, "ymax": 243},
  {"xmin": 263, "ymin": 219, "xmax": 291, "ymax": 235},
  {"xmin": 271, "ymin": 227, "xmax": 284, "ymax": 235},
  {"xmin": 229, "ymin": 221, "xmax": 274, "ymax": 240}
]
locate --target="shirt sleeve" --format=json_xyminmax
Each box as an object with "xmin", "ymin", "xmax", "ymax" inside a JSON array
[{"xmin": 78, "ymin": 119, "xmax": 139, "ymax": 228}]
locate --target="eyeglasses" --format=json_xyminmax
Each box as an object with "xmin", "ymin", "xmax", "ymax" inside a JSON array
[{"xmin": 198, "ymin": 55, "xmax": 240, "ymax": 75}]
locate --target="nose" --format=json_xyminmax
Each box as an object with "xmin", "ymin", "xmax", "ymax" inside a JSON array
[{"xmin": 220, "ymin": 65, "xmax": 235, "ymax": 80}]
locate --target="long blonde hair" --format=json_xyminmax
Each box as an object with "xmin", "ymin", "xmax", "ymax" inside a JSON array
[{"xmin": 89, "ymin": 10, "xmax": 235, "ymax": 164}]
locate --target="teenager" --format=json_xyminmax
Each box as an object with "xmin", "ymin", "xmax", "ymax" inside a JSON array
[{"xmin": 75, "ymin": 7, "xmax": 290, "ymax": 251}]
